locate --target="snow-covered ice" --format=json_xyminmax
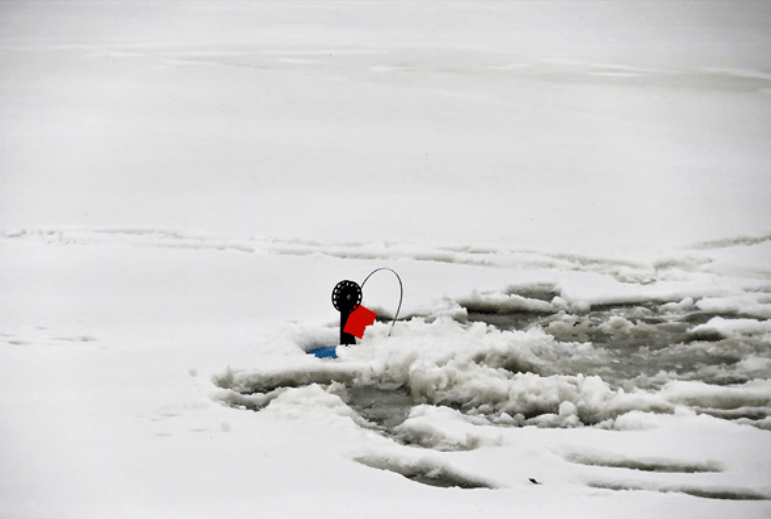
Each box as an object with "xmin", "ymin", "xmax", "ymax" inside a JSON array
[{"xmin": 2, "ymin": 2, "xmax": 771, "ymax": 518}]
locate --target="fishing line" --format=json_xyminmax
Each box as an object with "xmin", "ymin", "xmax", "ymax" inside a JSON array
[{"xmin": 361, "ymin": 267, "xmax": 403, "ymax": 336}]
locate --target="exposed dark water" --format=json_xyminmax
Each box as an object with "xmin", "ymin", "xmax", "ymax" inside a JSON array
[
  {"xmin": 462, "ymin": 292, "xmax": 771, "ymax": 391},
  {"xmin": 215, "ymin": 287, "xmax": 771, "ymax": 442}
]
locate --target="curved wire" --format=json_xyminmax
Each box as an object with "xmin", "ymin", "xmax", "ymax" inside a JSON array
[{"xmin": 361, "ymin": 267, "xmax": 403, "ymax": 336}]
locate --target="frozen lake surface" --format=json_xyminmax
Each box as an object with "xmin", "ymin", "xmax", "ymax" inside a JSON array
[{"xmin": 1, "ymin": 2, "xmax": 770, "ymax": 518}]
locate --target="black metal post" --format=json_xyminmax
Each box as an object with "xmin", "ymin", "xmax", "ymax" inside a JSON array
[{"xmin": 340, "ymin": 310, "xmax": 356, "ymax": 345}]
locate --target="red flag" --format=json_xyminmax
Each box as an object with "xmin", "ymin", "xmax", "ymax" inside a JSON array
[{"xmin": 343, "ymin": 305, "xmax": 377, "ymax": 339}]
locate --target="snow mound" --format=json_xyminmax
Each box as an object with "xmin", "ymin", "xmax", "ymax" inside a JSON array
[{"xmin": 216, "ymin": 310, "xmax": 771, "ymax": 433}]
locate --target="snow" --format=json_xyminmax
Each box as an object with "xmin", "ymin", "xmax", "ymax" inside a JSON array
[{"xmin": 2, "ymin": 1, "xmax": 771, "ymax": 518}]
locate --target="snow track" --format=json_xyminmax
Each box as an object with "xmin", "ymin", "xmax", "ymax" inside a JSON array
[{"xmin": 5, "ymin": 226, "xmax": 771, "ymax": 278}]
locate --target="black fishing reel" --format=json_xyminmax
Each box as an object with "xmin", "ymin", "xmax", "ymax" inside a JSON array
[{"xmin": 331, "ymin": 280, "xmax": 362, "ymax": 314}]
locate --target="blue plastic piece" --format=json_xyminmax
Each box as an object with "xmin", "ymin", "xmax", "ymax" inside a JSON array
[{"xmin": 308, "ymin": 346, "xmax": 338, "ymax": 359}]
